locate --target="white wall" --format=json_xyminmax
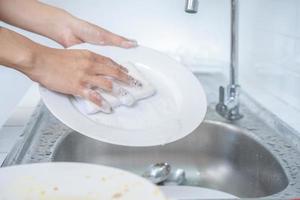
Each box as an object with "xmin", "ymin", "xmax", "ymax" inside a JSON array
[
  {"xmin": 44, "ymin": 0, "xmax": 231, "ymax": 69},
  {"xmin": 239, "ymin": 0, "xmax": 300, "ymax": 132}
]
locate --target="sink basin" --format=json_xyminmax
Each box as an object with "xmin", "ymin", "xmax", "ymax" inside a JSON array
[{"xmin": 53, "ymin": 120, "xmax": 288, "ymax": 198}]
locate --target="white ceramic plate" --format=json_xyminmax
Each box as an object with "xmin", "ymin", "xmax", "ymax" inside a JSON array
[
  {"xmin": 40, "ymin": 44, "xmax": 207, "ymax": 146},
  {"xmin": 160, "ymin": 186, "xmax": 238, "ymax": 199},
  {"xmin": 0, "ymin": 163, "xmax": 166, "ymax": 200}
]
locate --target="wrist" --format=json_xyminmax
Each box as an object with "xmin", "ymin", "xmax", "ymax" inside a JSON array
[
  {"xmin": 28, "ymin": 1, "xmax": 78, "ymax": 48},
  {"xmin": 0, "ymin": 27, "xmax": 40, "ymax": 78},
  {"xmin": 42, "ymin": 5, "xmax": 79, "ymax": 47},
  {"xmin": 22, "ymin": 45, "xmax": 53, "ymax": 83}
]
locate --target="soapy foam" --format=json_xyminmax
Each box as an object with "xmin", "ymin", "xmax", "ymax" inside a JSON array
[{"xmin": 72, "ymin": 62, "xmax": 156, "ymax": 114}]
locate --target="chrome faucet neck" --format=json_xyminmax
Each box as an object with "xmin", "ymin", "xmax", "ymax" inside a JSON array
[
  {"xmin": 230, "ymin": 0, "xmax": 239, "ymax": 86},
  {"xmin": 216, "ymin": 0, "xmax": 243, "ymax": 121}
]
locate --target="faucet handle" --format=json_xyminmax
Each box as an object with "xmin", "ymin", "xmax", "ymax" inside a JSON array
[
  {"xmin": 216, "ymin": 86, "xmax": 227, "ymax": 115},
  {"xmin": 219, "ymin": 86, "xmax": 225, "ymax": 104}
]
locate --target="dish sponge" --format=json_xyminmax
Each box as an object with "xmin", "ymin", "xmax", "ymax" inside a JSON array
[{"xmin": 72, "ymin": 62, "xmax": 156, "ymax": 114}]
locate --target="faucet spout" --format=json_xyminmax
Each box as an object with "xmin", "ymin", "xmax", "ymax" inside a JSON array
[{"xmin": 185, "ymin": 0, "xmax": 198, "ymax": 14}]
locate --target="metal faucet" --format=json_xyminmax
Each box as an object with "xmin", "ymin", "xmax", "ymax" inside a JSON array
[
  {"xmin": 184, "ymin": 0, "xmax": 243, "ymax": 120},
  {"xmin": 216, "ymin": 0, "xmax": 243, "ymax": 120},
  {"xmin": 185, "ymin": 0, "xmax": 198, "ymax": 13}
]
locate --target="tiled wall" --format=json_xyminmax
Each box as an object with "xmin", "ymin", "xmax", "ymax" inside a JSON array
[{"xmin": 239, "ymin": 0, "xmax": 300, "ymax": 132}]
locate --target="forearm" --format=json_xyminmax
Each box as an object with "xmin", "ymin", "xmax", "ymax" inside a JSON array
[
  {"xmin": 0, "ymin": 27, "xmax": 44, "ymax": 78},
  {"xmin": 0, "ymin": 0, "xmax": 75, "ymax": 46}
]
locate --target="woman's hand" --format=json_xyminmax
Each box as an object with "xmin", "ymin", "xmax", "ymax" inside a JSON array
[
  {"xmin": 0, "ymin": 0, "xmax": 139, "ymax": 108},
  {"xmin": 0, "ymin": 28, "xmax": 137, "ymax": 108},
  {"xmin": 30, "ymin": 47, "xmax": 136, "ymax": 108},
  {"xmin": 57, "ymin": 17, "xmax": 137, "ymax": 48},
  {"xmin": 0, "ymin": 0, "xmax": 137, "ymax": 48}
]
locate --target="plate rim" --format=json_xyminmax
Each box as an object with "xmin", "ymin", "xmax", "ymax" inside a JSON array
[{"xmin": 0, "ymin": 162, "xmax": 166, "ymax": 199}]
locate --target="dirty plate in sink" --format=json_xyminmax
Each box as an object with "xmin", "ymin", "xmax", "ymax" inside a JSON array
[
  {"xmin": 40, "ymin": 44, "xmax": 207, "ymax": 146},
  {"xmin": 0, "ymin": 162, "xmax": 167, "ymax": 200}
]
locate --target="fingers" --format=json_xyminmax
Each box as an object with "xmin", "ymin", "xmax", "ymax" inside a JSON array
[
  {"xmin": 92, "ymin": 55, "xmax": 131, "ymax": 83},
  {"xmin": 81, "ymin": 50, "xmax": 141, "ymax": 86},
  {"xmin": 80, "ymin": 88, "xmax": 112, "ymax": 113},
  {"xmin": 79, "ymin": 21, "xmax": 138, "ymax": 48},
  {"xmin": 101, "ymin": 30, "xmax": 138, "ymax": 48},
  {"xmin": 91, "ymin": 61, "xmax": 143, "ymax": 87},
  {"xmin": 94, "ymin": 55, "xmax": 128, "ymax": 73},
  {"xmin": 117, "ymin": 63, "xmax": 129, "ymax": 73},
  {"xmin": 100, "ymin": 66, "xmax": 130, "ymax": 83},
  {"xmin": 87, "ymin": 76, "xmax": 113, "ymax": 92},
  {"xmin": 82, "ymin": 88, "xmax": 101, "ymax": 106}
]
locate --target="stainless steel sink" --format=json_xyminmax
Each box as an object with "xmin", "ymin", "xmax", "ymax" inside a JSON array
[{"xmin": 53, "ymin": 120, "xmax": 288, "ymax": 198}]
